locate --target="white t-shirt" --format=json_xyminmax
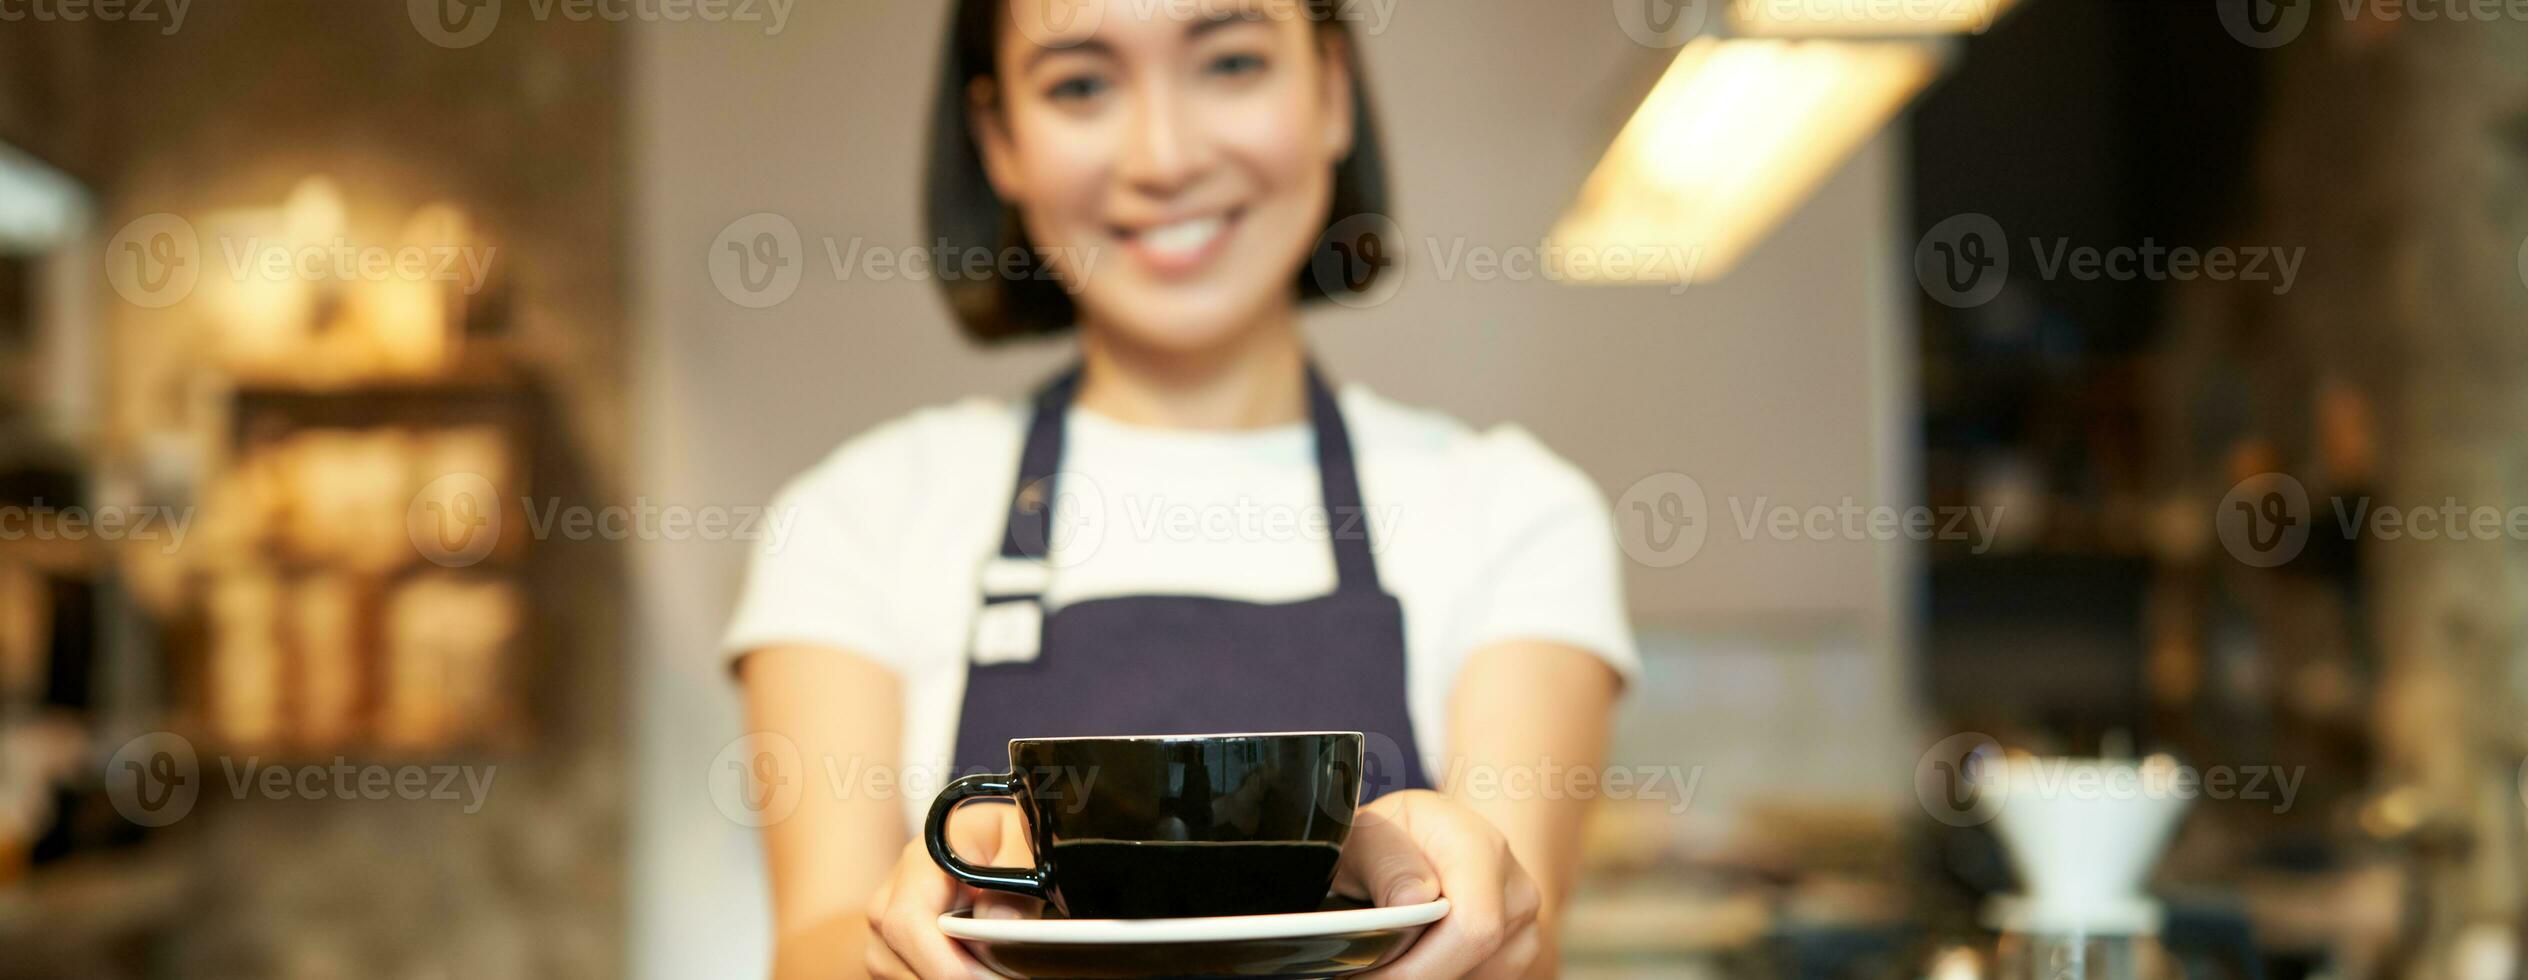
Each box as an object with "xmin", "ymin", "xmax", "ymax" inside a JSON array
[{"xmin": 721, "ymin": 383, "xmax": 1639, "ymax": 827}]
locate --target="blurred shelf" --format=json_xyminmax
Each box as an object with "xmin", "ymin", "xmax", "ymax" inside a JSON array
[
  {"xmin": 0, "ymin": 845, "xmax": 192, "ymax": 943},
  {"xmin": 0, "ymin": 534, "xmax": 101, "ymax": 577},
  {"xmin": 227, "ymin": 357, "xmax": 538, "ymax": 443}
]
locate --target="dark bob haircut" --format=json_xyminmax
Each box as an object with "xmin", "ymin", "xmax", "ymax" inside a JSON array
[{"xmin": 925, "ymin": 0, "xmax": 1394, "ymax": 344}]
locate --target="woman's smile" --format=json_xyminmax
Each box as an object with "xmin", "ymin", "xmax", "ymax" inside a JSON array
[{"xmin": 1112, "ymin": 206, "xmax": 1247, "ymax": 277}]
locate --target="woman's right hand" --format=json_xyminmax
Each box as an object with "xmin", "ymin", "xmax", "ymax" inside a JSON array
[{"xmin": 864, "ymin": 801, "xmax": 1036, "ymax": 979}]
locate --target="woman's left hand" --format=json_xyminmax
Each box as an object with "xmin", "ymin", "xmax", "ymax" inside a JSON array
[{"xmin": 1334, "ymin": 788, "xmax": 1544, "ymax": 979}]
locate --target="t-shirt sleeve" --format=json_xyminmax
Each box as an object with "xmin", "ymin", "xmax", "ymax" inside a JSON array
[
  {"xmin": 718, "ymin": 427, "xmax": 914, "ymax": 675},
  {"xmin": 1451, "ymin": 428, "xmax": 1642, "ymax": 689}
]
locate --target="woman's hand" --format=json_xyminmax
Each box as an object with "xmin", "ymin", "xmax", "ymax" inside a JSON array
[
  {"xmin": 1335, "ymin": 788, "xmax": 1545, "ymax": 979},
  {"xmin": 863, "ymin": 802, "xmax": 1035, "ymax": 980}
]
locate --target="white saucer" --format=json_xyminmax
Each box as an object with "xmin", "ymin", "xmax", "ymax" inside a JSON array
[{"xmin": 940, "ymin": 898, "xmax": 1450, "ymax": 945}]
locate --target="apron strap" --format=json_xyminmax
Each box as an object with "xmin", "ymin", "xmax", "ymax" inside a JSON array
[
  {"xmin": 996, "ymin": 369, "xmax": 1082, "ymax": 565},
  {"xmin": 1303, "ymin": 365, "xmax": 1385, "ymax": 595},
  {"xmin": 991, "ymin": 362, "xmax": 1384, "ymax": 595}
]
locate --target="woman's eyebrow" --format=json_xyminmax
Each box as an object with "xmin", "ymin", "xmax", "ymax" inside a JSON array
[
  {"xmin": 1020, "ymin": 7, "xmax": 1273, "ymax": 73},
  {"xmin": 1021, "ymin": 37, "xmax": 1117, "ymax": 73},
  {"xmin": 1186, "ymin": 6, "xmax": 1274, "ymax": 41}
]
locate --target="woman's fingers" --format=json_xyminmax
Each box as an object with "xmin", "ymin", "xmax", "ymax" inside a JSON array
[
  {"xmin": 1333, "ymin": 803, "xmax": 1441, "ymax": 907},
  {"xmin": 974, "ymin": 808, "xmax": 1041, "ymax": 920},
  {"xmin": 1371, "ymin": 839, "xmax": 1506, "ymax": 978},
  {"xmin": 1467, "ymin": 919, "xmax": 1544, "ymax": 980},
  {"xmin": 1352, "ymin": 791, "xmax": 1539, "ymax": 980},
  {"xmin": 867, "ymin": 839, "xmax": 994, "ymax": 979},
  {"xmin": 863, "ymin": 936, "xmax": 915, "ymax": 980},
  {"xmin": 1500, "ymin": 858, "xmax": 1542, "ymax": 930},
  {"xmin": 1464, "ymin": 862, "xmax": 1543, "ymax": 980}
]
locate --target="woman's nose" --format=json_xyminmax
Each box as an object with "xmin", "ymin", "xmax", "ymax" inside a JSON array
[{"xmin": 1119, "ymin": 87, "xmax": 1210, "ymax": 196}]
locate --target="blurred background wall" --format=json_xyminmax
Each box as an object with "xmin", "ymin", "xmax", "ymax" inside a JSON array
[
  {"xmin": 628, "ymin": 1, "xmax": 1918, "ymax": 974},
  {"xmin": 0, "ymin": 5, "xmax": 630, "ymax": 975}
]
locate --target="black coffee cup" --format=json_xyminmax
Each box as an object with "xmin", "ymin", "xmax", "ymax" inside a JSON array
[{"xmin": 926, "ymin": 732, "xmax": 1364, "ymax": 919}]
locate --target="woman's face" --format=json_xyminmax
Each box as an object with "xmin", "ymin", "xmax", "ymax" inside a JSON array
[{"xmin": 979, "ymin": 0, "xmax": 1355, "ymax": 352}]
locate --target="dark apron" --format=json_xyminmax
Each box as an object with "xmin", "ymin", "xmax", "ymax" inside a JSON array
[{"xmin": 949, "ymin": 365, "xmax": 1431, "ymax": 801}]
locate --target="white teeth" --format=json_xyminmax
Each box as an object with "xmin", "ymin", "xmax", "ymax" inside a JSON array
[{"xmin": 1138, "ymin": 216, "xmax": 1224, "ymax": 258}]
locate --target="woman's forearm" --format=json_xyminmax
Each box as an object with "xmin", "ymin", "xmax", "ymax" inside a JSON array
[
  {"xmin": 742, "ymin": 646, "xmax": 912, "ymax": 980},
  {"xmin": 772, "ymin": 914, "xmax": 875, "ymax": 980},
  {"xmin": 1444, "ymin": 641, "xmax": 1625, "ymax": 966}
]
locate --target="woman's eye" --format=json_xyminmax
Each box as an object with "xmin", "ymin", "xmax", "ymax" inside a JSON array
[
  {"xmin": 1206, "ymin": 52, "xmax": 1268, "ymax": 78},
  {"xmin": 1047, "ymin": 74, "xmax": 1110, "ymax": 103}
]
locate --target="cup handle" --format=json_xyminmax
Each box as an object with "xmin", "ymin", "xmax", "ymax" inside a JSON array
[{"xmin": 924, "ymin": 772, "xmax": 1049, "ymax": 902}]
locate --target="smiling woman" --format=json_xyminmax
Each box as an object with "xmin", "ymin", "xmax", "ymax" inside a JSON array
[
  {"xmin": 729, "ymin": 1, "xmax": 1636, "ymax": 978},
  {"xmin": 924, "ymin": 0, "xmax": 1391, "ymax": 344}
]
